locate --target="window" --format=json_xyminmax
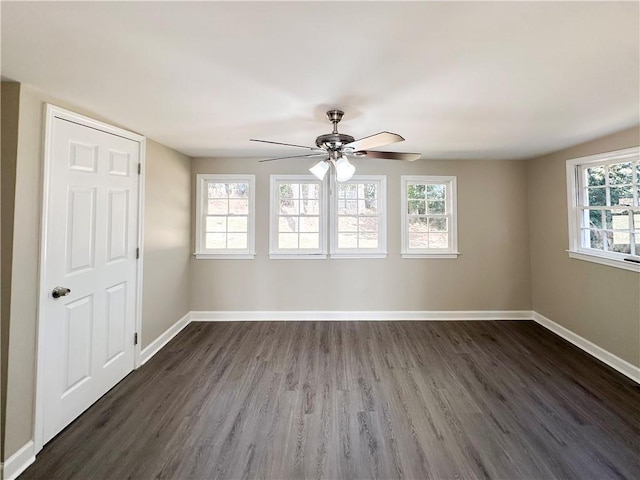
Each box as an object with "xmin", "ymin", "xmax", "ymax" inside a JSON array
[
  {"xmin": 269, "ymin": 175, "xmax": 327, "ymax": 258},
  {"xmin": 566, "ymin": 146, "xmax": 640, "ymax": 272},
  {"xmin": 195, "ymin": 174, "xmax": 255, "ymax": 259},
  {"xmin": 401, "ymin": 175, "xmax": 459, "ymax": 258},
  {"xmin": 330, "ymin": 176, "xmax": 387, "ymax": 258}
]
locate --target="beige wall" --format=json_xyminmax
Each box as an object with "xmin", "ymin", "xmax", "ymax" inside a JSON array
[
  {"xmin": 1, "ymin": 82, "xmax": 21, "ymax": 459},
  {"xmin": 142, "ymin": 140, "xmax": 191, "ymax": 348},
  {"xmin": 527, "ymin": 126, "xmax": 640, "ymax": 367},
  {"xmin": 2, "ymin": 84, "xmax": 192, "ymax": 459},
  {"xmin": 190, "ymin": 157, "xmax": 532, "ymax": 312}
]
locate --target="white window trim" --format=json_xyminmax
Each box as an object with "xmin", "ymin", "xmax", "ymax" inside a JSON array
[
  {"xmin": 401, "ymin": 175, "xmax": 460, "ymax": 259},
  {"xmin": 194, "ymin": 174, "xmax": 256, "ymax": 259},
  {"xmin": 566, "ymin": 146, "xmax": 640, "ymax": 273},
  {"xmin": 269, "ymin": 174, "xmax": 328, "ymax": 259},
  {"xmin": 330, "ymin": 175, "xmax": 387, "ymax": 259}
]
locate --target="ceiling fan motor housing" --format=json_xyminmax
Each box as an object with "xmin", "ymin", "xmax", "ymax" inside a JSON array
[{"xmin": 315, "ymin": 133, "xmax": 355, "ymax": 151}]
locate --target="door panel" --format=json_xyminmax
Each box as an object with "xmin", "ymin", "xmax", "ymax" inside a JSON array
[{"xmin": 41, "ymin": 115, "xmax": 140, "ymax": 444}]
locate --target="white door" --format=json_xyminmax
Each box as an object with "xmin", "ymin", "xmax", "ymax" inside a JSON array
[{"xmin": 40, "ymin": 109, "xmax": 141, "ymax": 444}]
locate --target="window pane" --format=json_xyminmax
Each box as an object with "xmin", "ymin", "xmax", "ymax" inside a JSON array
[
  {"xmin": 408, "ymin": 200, "xmax": 426, "ymax": 215},
  {"xmin": 359, "ymin": 232, "xmax": 378, "ymax": 249},
  {"xmin": 208, "ymin": 199, "xmax": 228, "ymax": 215},
  {"xmin": 428, "ymin": 217, "xmax": 447, "ymax": 232},
  {"xmin": 299, "ymin": 233, "xmax": 319, "ymax": 249},
  {"xmin": 228, "ymin": 183, "xmax": 249, "ymax": 198},
  {"xmin": 300, "ymin": 183, "xmax": 319, "ymax": 200},
  {"xmin": 227, "ymin": 216, "xmax": 248, "ymax": 232},
  {"xmin": 279, "ymin": 199, "xmax": 299, "ymax": 215},
  {"xmin": 340, "ymin": 184, "xmax": 357, "ymax": 199},
  {"xmin": 408, "ymin": 184, "xmax": 425, "ymax": 199},
  {"xmin": 634, "ymin": 211, "xmax": 640, "ymax": 229},
  {"xmin": 609, "ymin": 163, "xmax": 633, "ymax": 185},
  {"xmin": 587, "ymin": 187, "xmax": 606, "ymax": 206},
  {"xmin": 206, "ymin": 216, "xmax": 226, "ymax": 232},
  {"xmin": 338, "ymin": 200, "xmax": 358, "ymax": 214},
  {"xmin": 338, "ymin": 216, "xmax": 358, "ymax": 232},
  {"xmin": 365, "ymin": 184, "xmax": 378, "ymax": 199},
  {"xmin": 227, "ymin": 233, "xmax": 247, "ymax": 249},
  {"xmin": 279, "ymin": 183, "xmax": 298, "ymax": 199},
  {"xmin": 359, "ymin": 199, "xmax": 378, "ymax": 215},
  {"xmin": 409, "ymin": 217, "xmax": 428, "ymax": 232},
  {"xmin": 409, "ymin": 233, "xmax": 428, "ymax": 248},
  {"xmin": 300, "ymin": 217, "xmax": 319, "ymax": 233},
  {"xmin": 427, "ymin": 201, "xmax": 445, "ymax": 214},
  {"xmin": 359, "ymin": 217, "xmax": 378, "ymax": 233},
  {"xmin": 610, "ymin": 186, "xmax": 634, "ymax": 206},
  {"xmin": 300, "ymin": 199, "xmax": 319, "ymax": 215},
  {"xmin": 637, "ymin": 163, "xmax": 640, "ymax": 184},
  {"xmin": 611, "ymin": 211, "xmax": 630, "ymax": 231},
  {"xmin": 206, "ymin": 233, "xmax": 226, "ymax": 249},
  {"xmin": 611, "ymin": 231, "xmax": 630, "ymax": 254},
  {"xmin": 229, "ymin": 198, "xmax": 249, "ymax": 215},
  {"xmin": 589, "ymin": 229, "xmax": 604, "ymax": 250},
  {"xmin": 338, "ymin": 232, "xmax": 357, "ymax": 249},
  {"xmin": 208, "ymin": 183, "xmax": 229, "ymax": 198},
  {"xmin": 427, "ymin": 184, "xmax": 446, "ymax": 200},
  {"xmin": 587, "ymin": 210, "xmax": 602, "ymax": 229},
  {"xmin": 428, "ymin": 232, "xmax": 449, "ymax": 249},
  {"xmin": 586, "ymin": 166, "xmax": 606, "ymax": 186},
  {"xmin": 278, "ymin": 233, "xmax": 298, "ymax": 249},
  {"xmin": 279, "ymin": 217, "xmax": 298, "ymax": 233}
]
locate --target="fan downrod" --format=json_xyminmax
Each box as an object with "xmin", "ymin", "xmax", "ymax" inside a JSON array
[{"xmin": 315, "ymin": 109, "xmax": 354, "ymax": 150}]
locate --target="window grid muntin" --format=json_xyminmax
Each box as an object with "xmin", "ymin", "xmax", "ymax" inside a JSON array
[{"xmin": 577, "ymin": 158, "xmax": 640, "ymax": 257}]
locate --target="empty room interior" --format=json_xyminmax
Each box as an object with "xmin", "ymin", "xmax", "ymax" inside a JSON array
[{"xmin": 1, "ymin": 2, "xmax": 639, "ymax": 479}]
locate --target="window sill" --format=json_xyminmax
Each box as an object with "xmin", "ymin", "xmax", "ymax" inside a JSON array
[
  {"xmin": 269, "ymin": 253, "xmax": 328, "ymax": 260},
  {"xmin": 402, "ymin": 252, "xmax": 461, "ymax": 259},
  {"xmin": 194, "ymin": 253, "xmax": 255, "ymax": 260},
  {"xmin": 330, "ymin": 253, "xmax": 388, "ymax": 259},
  {"xmin": 567, "ymin": 250, "xmax": 640, "ymax": 273}
]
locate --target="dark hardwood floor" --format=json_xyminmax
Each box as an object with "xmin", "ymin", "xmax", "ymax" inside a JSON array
[{"xmin": 20, "ymin": 321, "xmax": 640, "ymax": 480}]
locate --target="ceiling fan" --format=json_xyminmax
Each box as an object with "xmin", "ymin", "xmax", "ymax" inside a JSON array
[{"xmin": 250, "ymin": 109, "xmax": 422, "ymax": 182}]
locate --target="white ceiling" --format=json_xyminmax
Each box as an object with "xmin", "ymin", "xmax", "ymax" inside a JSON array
[{"xmin": 2, "ymin": 1, "xmax": 639, "ymax": 160}]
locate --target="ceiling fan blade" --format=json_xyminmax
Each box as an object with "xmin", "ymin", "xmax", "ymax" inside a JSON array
[
  {"xmin": 357, "ymin": 151, "xmax": 422, "ymax": 161},
  {"xmin": 344, "ymin": 131, "xmax": 404, "ymax": 151},
  {"xmin": 250, "ymin": 138, "xmax": 320, "ymax": 150},
  {"xmin": 258, "ymin": 153, "xmax": 327, "ymax": 163}
]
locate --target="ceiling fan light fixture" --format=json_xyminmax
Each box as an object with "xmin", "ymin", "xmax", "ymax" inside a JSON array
[
  {"xmin": 309, "ymin": 160, "xmax": 330, "ymax": 181},
  {"xmin": 334, "ymin": 155, "xmax": 355, "ymax": 182}
]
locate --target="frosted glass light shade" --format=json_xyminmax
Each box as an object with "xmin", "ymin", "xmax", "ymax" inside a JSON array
[
  {"xmin": 309, "ymin": 160, "xmax": 330, "ymax": 180},
  {"xmin": 335, "ymin": 156, "xmax": 355, "ymax": 182}
]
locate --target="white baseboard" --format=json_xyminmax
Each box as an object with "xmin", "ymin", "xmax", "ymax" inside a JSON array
[
  {"xmin": 532, "ymin": 311, "xmax": 640, "ymax": 384},
  {"xmin": 2, "ymin": 440, "xmax": 35, "ymax": 480},
  {"xmin": 190, "ymin": 310, "xmax": 533, "ymax": 321},
  {"xmin": 140, "ymin": 312, "xmax": 191, "ymax": 365}
]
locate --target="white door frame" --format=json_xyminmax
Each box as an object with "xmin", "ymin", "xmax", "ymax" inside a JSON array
[{"xmin": 33, "ymin": 104, "xmax": 146, "ymax": 454}]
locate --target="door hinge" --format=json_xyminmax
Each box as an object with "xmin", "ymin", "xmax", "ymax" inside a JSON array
[
  {"xmin": 136, "ymin": 247, "xmax": 140, "ymax": 259},
  {"xmin": 134, "ymin": 332, "xmax": 138, "ymax": 345},
  {"xmin": 138, "ymin": 163, "xmax": 141, "ymax": 175}
]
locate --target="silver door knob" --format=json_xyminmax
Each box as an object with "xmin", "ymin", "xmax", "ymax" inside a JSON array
[{"xmin": 52, "ymin": 286, "xmax": 71, "ymax": 299}]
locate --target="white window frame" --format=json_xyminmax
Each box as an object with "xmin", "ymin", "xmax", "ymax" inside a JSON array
[
  {"xmin": 194, "ymin": 174, "xmax": 256, "ymax": 259},
  {"xmin": 269, "ymin": 174, "xmax": 328, "ymax": 259},
  {"xmin": 566, "ymin": 146, "xmax": 640, "ymax": 273},
  {"xmin": 330, "ymin": 175, "xmax": 387, "ymax": 259},
  {"xmin": 401, "ymin": 175, "xmax": 459, "ymax": 258}
]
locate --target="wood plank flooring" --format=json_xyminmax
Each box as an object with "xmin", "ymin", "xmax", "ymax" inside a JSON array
[{"xmin": 20, "ymin": 321, "xmax": 640, "ymax": 480}]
